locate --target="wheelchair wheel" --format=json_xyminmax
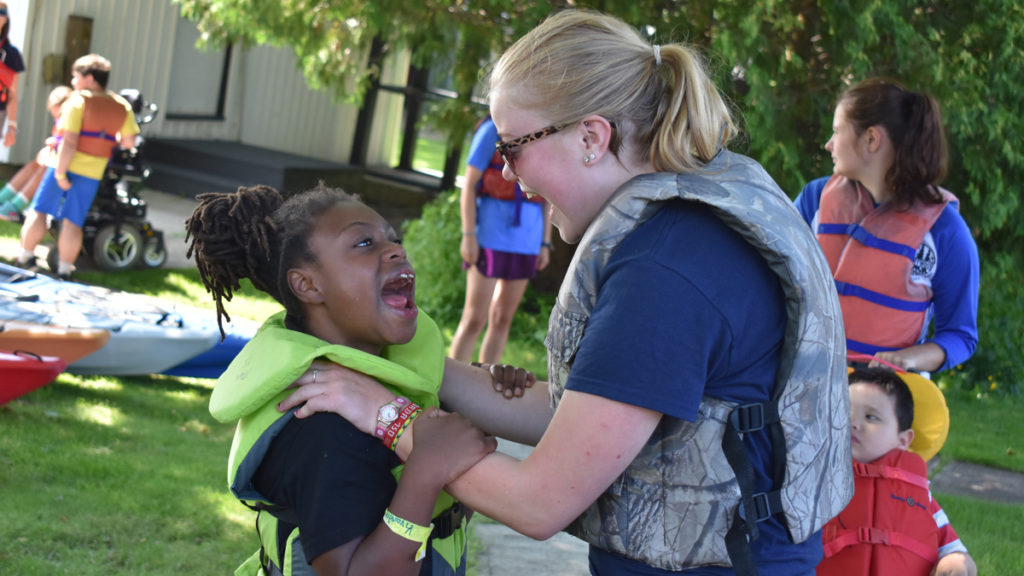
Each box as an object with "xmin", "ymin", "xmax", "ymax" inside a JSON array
[
  {"xmin": 92, "ymin": 224, "xmax": 143, "ymax": 270},
  {"xmin": 141, "ymin": 235, "xmax": 167, "ymax": 268}
]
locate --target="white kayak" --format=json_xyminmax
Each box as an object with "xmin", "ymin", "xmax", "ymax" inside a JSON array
[{"xmin": 0, "ymin": 263, "xmax": 221, "ymax": 376}]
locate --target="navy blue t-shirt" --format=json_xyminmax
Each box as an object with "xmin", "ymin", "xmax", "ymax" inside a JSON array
[
  {"xmin": 255, "ymin": 413, "xmax": 447, "ymax": 574},
  {"xmin": 566, "ymin": 200, "xmax": 823, "ymax": 575}
]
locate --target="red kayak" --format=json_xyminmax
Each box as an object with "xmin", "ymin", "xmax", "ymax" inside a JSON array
[{"xmin": 0, "ymin": 350, "xmax": 67, "ymax": 405}]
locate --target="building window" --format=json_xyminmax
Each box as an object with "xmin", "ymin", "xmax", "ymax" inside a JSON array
[{"xmin": 166, "ymin": 15, "xmax": 231, "ymax": 120}]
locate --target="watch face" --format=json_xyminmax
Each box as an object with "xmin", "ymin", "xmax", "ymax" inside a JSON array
[{"xmin": 379, "ymin": 404, "xmax": 399, "ymax": 423}]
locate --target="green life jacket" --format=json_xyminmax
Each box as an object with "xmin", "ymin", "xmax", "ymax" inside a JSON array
[
  {"xmin": 210, "ymin": 310, "xmax": 467, "ymax": 576},
  {"xmin": 546, "ymin": 152, "xmax": 853, "ymax": 572}
]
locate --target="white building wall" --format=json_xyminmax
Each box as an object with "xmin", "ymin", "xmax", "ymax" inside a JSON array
[
  {"xmin": 239, "ymin": 44, "xmax": 359, "ymax": 163},
  {"xmin": 5, "ymin": 0, "xmax": 365, "ymax": 166}
]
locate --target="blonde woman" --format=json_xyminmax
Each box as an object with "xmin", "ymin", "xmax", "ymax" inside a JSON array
[{"xmin": 281, "ymin": 10, "xmax": 851, "ymax": 575}]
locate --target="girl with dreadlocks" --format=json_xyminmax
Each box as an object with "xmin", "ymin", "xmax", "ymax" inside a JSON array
[{"xmin": 186, "ymin": 183, "xmax": 496, "ymax": 576}]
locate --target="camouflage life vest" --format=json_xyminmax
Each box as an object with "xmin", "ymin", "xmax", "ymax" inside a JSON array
[{"xmin": 545, "ymin": 151, "xmax": 853, "ymax": 571}]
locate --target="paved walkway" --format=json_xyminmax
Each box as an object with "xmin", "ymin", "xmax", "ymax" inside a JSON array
[{"xmin": 4, "ymin": 188, "xmax": 1021, "ymax": 576}]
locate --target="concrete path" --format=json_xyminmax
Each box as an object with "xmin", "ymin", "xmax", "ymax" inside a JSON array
[
  {"xmin": 139, "ymin": 187, "xmax": 197, "ymax": 269},
  {"xmin": 472, "ymin": 441, "xmax": 590, "ymax": 576}
]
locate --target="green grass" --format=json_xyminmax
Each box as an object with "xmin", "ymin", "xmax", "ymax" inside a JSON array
[
  {"xmin": 933, "ymin": 492, "xmax": 1024, "ymax": 573},
  {"xmin": 938, "ymin": 383, "xmax": 1024, "ymax": 473},
  {"xmin": 2, "ymin": 217, "xmax": 1023, "ymax": 574},
  {"xmin": 0, "ymin": 373, "xmax": 257, "ymax": 574}
]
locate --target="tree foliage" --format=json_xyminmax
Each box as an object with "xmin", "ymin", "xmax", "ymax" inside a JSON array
[
  {"xmin": 178, "ymin": 0, "xmax": 1022, "ymax": 254},
  {"xmin": 180, "ymin": 0, "xmax": 1022, "ymax": 389}
]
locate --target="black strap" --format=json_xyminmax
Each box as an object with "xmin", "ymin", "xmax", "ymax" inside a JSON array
[
  {"xmin": 431, "ymin": 502, "xmax": 465, "ymax": 540},
  {"xmin": 722, "ymin": 401, "xmax": 786, "ymax": 576}
]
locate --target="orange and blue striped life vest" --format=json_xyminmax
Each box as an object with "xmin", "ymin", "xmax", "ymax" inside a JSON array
[{"xmin": 816, "ymin": 176, "xmax": 957, "ymax": 355}]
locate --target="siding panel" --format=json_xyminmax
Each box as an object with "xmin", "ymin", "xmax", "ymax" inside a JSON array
[{"xmin": 8, "ymin": 0, "xmax": 361, "ymax": 167}]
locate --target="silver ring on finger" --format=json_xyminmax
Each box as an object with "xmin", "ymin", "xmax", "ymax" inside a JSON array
[{"xmin": 312, "ymin": 368, "xmax": 318, "ymax": 384}]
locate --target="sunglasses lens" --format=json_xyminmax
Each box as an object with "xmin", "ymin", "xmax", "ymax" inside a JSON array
[{"xmin": 500, "ymin": 148, "xmax": 516, "ymax": 174}]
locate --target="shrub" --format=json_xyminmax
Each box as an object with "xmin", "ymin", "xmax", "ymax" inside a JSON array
[
  {"xmin": 938, "ymin": 252, "xmax": 1024, "ymax": 396},
  {"xmin": 402, "ymin": 190, "xmax": 466, "ymax": 328},
  {"xmin": 402, "ymin": 190, "xmax": 555, "ymax": 349}
]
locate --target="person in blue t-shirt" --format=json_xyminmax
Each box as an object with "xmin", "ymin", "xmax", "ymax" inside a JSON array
[
  {"xmin": 794, "ymin": 78, "xmax": 979, "ymax": 374},
  {"xmin": 276, "ymin": 10, "xmax": 849, "ymax": 575},
  {"xmin": 449, "ymin": 116, "xmax": 552, "ymax": 364}
]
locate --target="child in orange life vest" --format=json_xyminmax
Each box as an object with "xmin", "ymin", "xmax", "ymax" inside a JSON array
[
  {"xmin": 0, "ymin": 85, "xmax": 72, "ymax": 220},
  {"xmin": 818, "ymin": 367, "xmax": 976, "ymax": 576}
]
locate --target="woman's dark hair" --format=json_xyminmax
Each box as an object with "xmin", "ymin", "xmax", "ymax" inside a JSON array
[
  {"xmin": 0, "ymin": 3, "xmax": 9, "ymax": 43},
  {"xmin": 185, "ymin": 183, "xmax": 359, "ymax": 337},
  {"xmin": 848, "ymin": 366, "xmax": 915, "ymax": 432},
  {"xmin": 839, "ymin": 78, "xmax": 947, "ymax": 207}
]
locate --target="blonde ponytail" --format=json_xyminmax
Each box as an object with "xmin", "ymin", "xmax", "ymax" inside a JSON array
[{"xmin": 490, "ymin": 9, "xmax": 735, "ymax": 174}]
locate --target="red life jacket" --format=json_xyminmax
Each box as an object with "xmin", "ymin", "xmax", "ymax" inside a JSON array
[
  {"xmin": 0, "ymin": 62, "xmax": 12, "ymax": 91},
  {"xmin": 473, "ymin": 117, "xmax": 543, "ymax": 227},
  {"xmin": 478, "ymin": 147, "xmax": 519, "ymax": 201},
  {"xmin": 0, "ymin": 43, "xmax": 15, "ymax": 104},
  {"xmin": 816, "ymin": 175, "xmax": 957, "ymax": 354},
  {"xmin": 818, "ymin": 450, "xmax": 939, "ymax": 576},
  {"xmin": 63, "ymin": 93, "xmax": 129, "ymax": 159}
]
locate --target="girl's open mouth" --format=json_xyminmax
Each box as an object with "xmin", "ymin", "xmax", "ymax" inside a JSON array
[{"xmin": 382, "ymin": 272, "xmax": 415, "ymax": 311}]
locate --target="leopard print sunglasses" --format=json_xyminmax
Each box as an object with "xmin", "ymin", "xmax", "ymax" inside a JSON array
[{"xmin": 495, "ymin": 121, "xmax": 576, "ymax": 176}]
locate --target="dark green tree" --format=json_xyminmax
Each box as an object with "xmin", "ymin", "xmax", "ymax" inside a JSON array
[{"xmin": 180, "ymin": 0, "xmax": 1023, "ymax": 389}]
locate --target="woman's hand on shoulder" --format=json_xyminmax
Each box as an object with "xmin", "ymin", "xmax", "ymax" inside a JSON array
[{"xmin": 278, "ymin": 361, "xmax": 393, "ymax": 435}]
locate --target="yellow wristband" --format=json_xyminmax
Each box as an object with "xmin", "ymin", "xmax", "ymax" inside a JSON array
[
  {"xmin": 383, "ymin": 508, "xmax": 433, "ymax": 562},
  {"xmin": 55, "ymin": 172, "xmax": 68, "ymax": 181}
]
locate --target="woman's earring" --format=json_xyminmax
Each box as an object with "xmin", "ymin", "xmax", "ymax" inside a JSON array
[{"xmin": 584, "ymin": 153, "xmax": 596, "ymax": 164}]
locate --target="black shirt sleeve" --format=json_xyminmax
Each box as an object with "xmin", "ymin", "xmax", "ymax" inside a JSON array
[{"xmin": 253, "ymin": 412, "xmax": 401, "ymax": 564}]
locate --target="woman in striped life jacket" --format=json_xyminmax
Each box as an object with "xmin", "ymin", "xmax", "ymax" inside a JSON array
[{"xmin": 794, "ymin": 78, "xmax": 980, "ymax": 374}]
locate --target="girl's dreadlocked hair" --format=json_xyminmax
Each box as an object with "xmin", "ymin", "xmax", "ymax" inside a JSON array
[{"xmin": 185, "ymin": 183, "xmax": 360, "ymax": 337}]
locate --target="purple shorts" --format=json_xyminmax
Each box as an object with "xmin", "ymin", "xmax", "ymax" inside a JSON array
[{"xmin": 463, "ymin": 248, "xmax": 538, "ymax": 280}]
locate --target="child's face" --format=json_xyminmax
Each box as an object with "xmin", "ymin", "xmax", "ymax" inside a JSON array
[
  {"xmin": 295, "ymin": 201, "xmax": 417, "ymax": 355},
  {"xmin": 849, "ymin": 382, "xmax": 914, "ymax": 463},
  {"xmin": 48, "ymin": 103, "xmax": 62, "ymax": 119}
]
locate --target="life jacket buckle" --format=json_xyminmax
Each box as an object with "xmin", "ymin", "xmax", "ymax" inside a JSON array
[
  {"xmin": 431, "ymin": 502, "xmax": 465, "ymax": 540},
  {"xmin": 730, "ymin": 403, "xmax": 765, "ymax": 433},
  {"xmin": 858, "ymin": 526, "xmax": 891, "ymax": 546},
  {"xmin": 748, "ymin": 492, "xmax": 773, "ymax": 523}
]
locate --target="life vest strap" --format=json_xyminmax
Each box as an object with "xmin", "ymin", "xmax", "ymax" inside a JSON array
[
  {"xmin": 722, "ymin": 400, "xmax": 785, "ymax": 576},
  {"xmin": 852, "ymin": 461, "xmax": 931, "ymax": 491},
  {"xmin": 823, "ymin": 526, "xmax": 939, "ymax": 564},
  {"xmin": 835, "ymin": 280, "xmax": 932, "ymax": 312},
  {"xmin": 79, "ymin": 130, "xmax": 118, "ymax": 142},
  {"xmin": 431, "ymin": 501, "xmax": 466, "ymax": 540},
  {"xmin": 817, "ymin": 222, "xmax": 919, "ymax": 260}
]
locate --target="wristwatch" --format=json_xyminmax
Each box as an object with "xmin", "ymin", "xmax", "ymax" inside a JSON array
[{"xmin": 375, "ymin": 396, "xmax": 410, "ymax": 438}]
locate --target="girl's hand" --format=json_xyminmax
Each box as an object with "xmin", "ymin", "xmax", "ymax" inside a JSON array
[
  {"xmin": 277, "ymin": 361, "xmax": 393, "ymax": 435},
  {"xmin": 460, "ymin": 234, "xmax": 479, "ymax": 266},
  {"xmin": 471, "ymin": 362, "xmax": 536, "ymax": 399},
  {"xmin": 406, "ymin": 407, "xmax": 497, "ymax": 486},
  {"xmin": 536, "ymin": 244, "xmax": 551, "ymax": 271}
]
